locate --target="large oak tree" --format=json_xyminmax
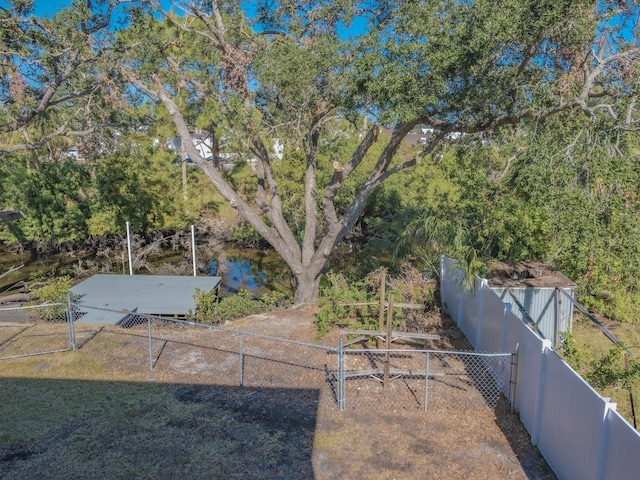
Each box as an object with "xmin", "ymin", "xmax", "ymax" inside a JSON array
[
  {"xmin": 113, "ymin": 0, "xmax": 638, "ymax": 304},
  {"xmin": 3, "ymin": 0, "xmax": 638, "ymax": 304}
]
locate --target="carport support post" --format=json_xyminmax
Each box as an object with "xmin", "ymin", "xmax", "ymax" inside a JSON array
[
  {"xmin": 239, "ymin": 335, "xmax": 244, "ymax": 387},
  {"xmin": 191, "ymin": 225, "xmax": 197, "ymax": 277},
  {"xmin": 126, "ymin": 221, "xmax": 133, "ymax": 275},
  {"xmin": 338, "ymin": 338, "xmax": 345, "ymax": 411}
]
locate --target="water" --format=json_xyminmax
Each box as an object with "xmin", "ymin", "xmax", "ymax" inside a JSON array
[
  {"xmin": 0, "ymin": 245, "xmax": 294, "ymax": 298},
  {"xmin": 207, "ymin": 249, "xmax": 294, "ymax": 297},
  {"xmin": 209, "ymin": 259, "xmax": 263, "ymax": 292},
  {"xmin": 0, "ymin": 242, "xmax": 361, "ymax": 299}
]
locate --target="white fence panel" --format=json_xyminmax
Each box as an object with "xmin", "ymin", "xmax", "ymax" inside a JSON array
[
  {"xmin": 457, "ymin": 279, "xmax": 482, "ymax": 346},
  {"xmin": 535, "ymin": 349, "xmax": 609, "ymax": 480},
  {"xmin": 440, "ymin": 257, "xmax": 463, "ymax": 323},
  {"xmin": 439, "ymin": 255, "xmax": 640, "ymax": 479},
  {"xmin": 601, "ymin": 409, "xmax": 640, "ymax": 479},
  {"xmin": 512, "ymin": 321, "xmax": 547, "ymax": 434},
  {"xmin": 477, "ymin": 291, "xmax": 508, "ymax": 353}
]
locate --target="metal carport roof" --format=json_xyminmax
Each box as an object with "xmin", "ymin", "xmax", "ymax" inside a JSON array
[{"xmin": 71, "ymin": 274, "xmax": 221, "ymax": 324}]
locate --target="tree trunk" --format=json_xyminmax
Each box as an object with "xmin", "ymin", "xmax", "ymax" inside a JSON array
[
  {"xmin": 293, "ymin": 267, "xmax": 322, "ymax": 305},
  {"xmin": 0, "ymin": 293, "xmax": 35, "ymax": 305}
]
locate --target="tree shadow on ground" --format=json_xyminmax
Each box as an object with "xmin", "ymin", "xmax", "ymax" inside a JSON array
[{"xmin": 0, "ymin": 378, "xmax": 318, "ymax": 480}]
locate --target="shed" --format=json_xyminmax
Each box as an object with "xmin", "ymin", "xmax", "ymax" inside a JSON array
[
  {"xmin": 486, "ymin": 262, "xmax": 577, "ymax": 346},
  {"xmin": 71, "ymin": 274, "xmax": 221, "ymax": 325}
]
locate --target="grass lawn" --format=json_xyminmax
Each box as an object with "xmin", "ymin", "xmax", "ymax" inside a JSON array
[
  {"xmin": 1, "ymin": 313, "xmax": 557, "ymax": 480},
  {"xmin": 1, "ymin": 352, "xmax": 317, "ymax": 480}
]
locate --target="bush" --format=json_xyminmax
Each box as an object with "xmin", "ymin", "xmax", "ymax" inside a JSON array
[
  {"xmin": 261, "ymin": 290, "xmax": 292, "ymax": 309},
  {"xmin": 31, "ymin": 276, "xmax": 74, "ymax": 304},
  {"xmin": 191, "ymin": 288, "xmax": 219, "ymax": 324},
  {"xmin": 214, "ymin": 290, "xmax": 259, "ymax": 322},
  {"xmin": 30, "ymin": 276, "xmax": 77, "ymax": 321},
  {"xmin": 315, "ymin": 265, "xmax": 439, "ymax": 337},
  {"xmin": 315, "ymin": 272, "xmax": 378, "ymax": 336},
  {"xmin": 191, "ymin": 288, "xmax": 292, "ymax": 325}
]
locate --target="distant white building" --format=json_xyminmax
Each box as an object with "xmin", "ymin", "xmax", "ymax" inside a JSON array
[
  {"xmin": 166, "ymin": 130, "xmax": 214, "ymax": 160},
  {"xmin": 272, "ymin": 138, "xmax": 283, "ymax": 160},
  {"xmin": 63, "ymin": 147, "xmax": 80, "ymax": 160},
  {"xmin": 167, "ymin": 130, "xmax": 282, "ymax": 167}
]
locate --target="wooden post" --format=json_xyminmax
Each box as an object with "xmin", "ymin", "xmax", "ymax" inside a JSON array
[
  {"xmin": 378, "ymin": 269, "xmax": 386, "ymax": 349},
  {"xmin": 384, "ymin": 294, "xmax": 393, "ymax": 388}
]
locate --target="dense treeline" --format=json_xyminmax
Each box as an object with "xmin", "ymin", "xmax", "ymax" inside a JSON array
[
  {"xmin": 0, "ymin": 0, "xmax": 638, "ymax": 318},
  {"xmin": 3, "ymin": 113, "xmax": 639, "ymax": 322},
  {"xmin": 365, "ymin": 113, "xmax": 640, "ymax": 323},
  {"xmin": 0, "ymin": 136, "xmax": 225, "ymax": 244}
]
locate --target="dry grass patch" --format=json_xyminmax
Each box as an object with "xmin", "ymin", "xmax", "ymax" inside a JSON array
[{"xmin": 1, "ymin": 310, "xmax": 556, "ymax": 480}]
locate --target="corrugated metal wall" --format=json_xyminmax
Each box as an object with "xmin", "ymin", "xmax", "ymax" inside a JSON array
[{"xmin": 491, "ymin": 286, "xmax": 575, "ymax": 346}]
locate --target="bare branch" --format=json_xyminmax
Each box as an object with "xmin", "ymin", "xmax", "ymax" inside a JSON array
[
  {"xmin": 0, "ymin": 125, "xmax": 100, "ymax": 153},
  {"xmin": 491, "ymin": 147, "xmax": 527, "ymax": 183},
  {"xmin": 0, "ymin": 264, "xmax": 24, "ymax": 280}
]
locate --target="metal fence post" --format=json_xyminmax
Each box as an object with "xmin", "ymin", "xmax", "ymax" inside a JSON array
[
  {"xmin": 67, "ymin": 295, "xmax": 76, "ymax": 351},
  {"xmin": 338, "ymin": 338, "xmax": 345, "ymax": 412},
  {"xmin": 510, "ymin": 343, "xmax": 520, "ymax": 414},
  {"xmin": 457, "ymin": 294, "xmax": 464, "ymax": 328},
  {"xmin": 239, "ymin": 334, "xmax": 244, "ymax": 387},
  {"xmin": 424, "ymin": 351, "xmax": 430, "ymax": 412},
  {"xmin": 147, "ymin": 315, "xmax": 154, "ymax": 371},
  {"xmin": 531, "ymin": 339, "xmax": 552, "ymax": 446},
  {"xmin": 501, "ymin": 302, "xmax": 512, "ymax": 354}
]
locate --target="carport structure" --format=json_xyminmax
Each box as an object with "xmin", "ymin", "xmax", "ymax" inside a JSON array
[{"xmin": 70, "ymin": 274, "xmax": 222, "ymax": 325}]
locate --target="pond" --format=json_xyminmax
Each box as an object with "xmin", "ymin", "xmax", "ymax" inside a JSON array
[
  {"xmin": 205, "ymin": 248, "xmax": 296, "ymax": 297},
  {"xmin": 0, "ymin": 238, "xmax": 362, "ymax": 301},
  {"xmin": 0, "ymin": 245, "xmax": 295, "ymax": 298}
]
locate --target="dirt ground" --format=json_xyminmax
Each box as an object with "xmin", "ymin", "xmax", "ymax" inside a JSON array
[
  {"xmin": 230, "ymin": 307, "xmax": 556, "ymax": 480},
  {"xmin": 0, "ymin": 307, "xmax": 556, "ymax": 480}
]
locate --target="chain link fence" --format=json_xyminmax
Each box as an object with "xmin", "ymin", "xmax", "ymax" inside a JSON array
[
  {"xmin": 69, "ymin": 306, "xmax": 339, "ymax": 401},
  {"xmin": 1, "ymin": 303, "xmax": 516, "ymax": 414},
  {"xmin": 337, "ymin": 346, "xmax": 515, "ymax": 412},
  {"xmin": 0, "ymin": 304, "xmax": 76, "ymax": 359}
]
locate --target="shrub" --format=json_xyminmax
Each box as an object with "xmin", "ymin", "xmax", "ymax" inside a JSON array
[
  {"xmin": 214, "ymin": 290, "xmax": 261, "ymax": 321},
  {"xmin": 191, "ymin": 288, "xmax": 292, "ymax": 324},
  {"xmin": 31, "ymin": 276, "xmax": 74, "ymax": 304},
  {"xmin": 315, "ymin": 265, "xmax": 439, "ymax": 337},
  {"xmin": 30, "ymin": 276, "xmax": 77, "ymax": 321},
  {"xmin": 191, "ymin": 288, "xmax": 219, "ymax": 324},
  {"xmin": 261, "ymin": 290, "xmax": 292, "ymax": 309},
  {"xmin": 315, "ymin": 272, "xmax": 378, "ymax": 336}
]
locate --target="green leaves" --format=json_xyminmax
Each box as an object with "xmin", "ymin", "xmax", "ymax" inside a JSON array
[
  {"xmin": 191, "ymin": 288, "xmax": 292, "ymax": 324},
  {"xmin": 356, "ymin": 0, "xmax": 599, "ymax": 125}
]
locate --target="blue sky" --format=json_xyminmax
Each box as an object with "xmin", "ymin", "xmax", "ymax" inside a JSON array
[
  {"xmin": 33, "ymin": 0, "xmax": 72, "ymax": 17},
  {"xmin": 0, "ymin": 0, "xmax": 182, "ymax": 17},
  {"xmin": 0, "ymin": 0, "xmax": 71, "ymax": 17},
  {"xmin": 0, "ymin": 0, "xmax": 370, "ymax": 39}
]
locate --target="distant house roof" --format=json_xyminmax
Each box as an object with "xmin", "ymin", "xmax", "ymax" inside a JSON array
[{"xmin": 71, "ymin": 274, "xmax": 221, "ymax": 324}]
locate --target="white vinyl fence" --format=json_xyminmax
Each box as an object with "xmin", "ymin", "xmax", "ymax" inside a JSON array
[{"xmin": 440, "ymin": 256, "xmax": 640, "ymax": 480}]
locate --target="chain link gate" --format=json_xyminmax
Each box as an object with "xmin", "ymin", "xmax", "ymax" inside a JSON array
[
  {"xmin": 336, "ymin": 345, "xmax": 516, "ymax": 413},
  {"xmin": 0, "ymin": 304, "xmax": 76, "ymax": 359}
]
